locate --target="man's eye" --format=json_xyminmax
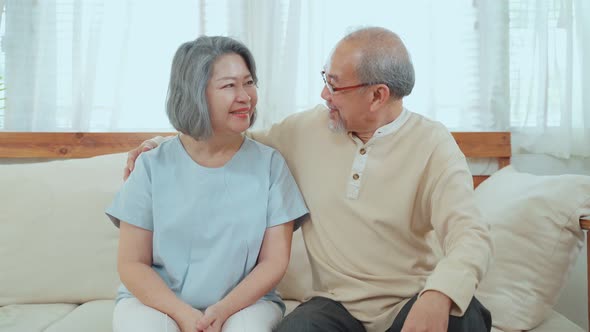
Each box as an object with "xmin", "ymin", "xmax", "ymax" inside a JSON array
[
  {"xmin": 245, "ymin": 80, "xmax": 255, "ymax": 86},
  {"xmin": 223, "ymin": 83, "xmax": 235, "ymax": 88}
]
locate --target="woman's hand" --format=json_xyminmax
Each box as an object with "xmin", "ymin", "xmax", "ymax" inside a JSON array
[
  {"xmin": 174, "ymin": 306, "xmax": 205, "ymax": 332},
  {"xmin": 196, "ymin": 302, "xmax": 231, "ymax": 332}
]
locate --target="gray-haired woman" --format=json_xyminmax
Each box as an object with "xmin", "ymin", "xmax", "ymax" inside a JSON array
[{"xmin": 106, "ymin": 36, "xmax": 308, "ymax": 332}]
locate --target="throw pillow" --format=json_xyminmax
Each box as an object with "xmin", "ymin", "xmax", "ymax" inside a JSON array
[{"xmin": 474, "ymin": 166, "xmax": 590, "ymax": 331}]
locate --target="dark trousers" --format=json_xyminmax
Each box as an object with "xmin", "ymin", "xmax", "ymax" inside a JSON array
[{"xmin": 274, "ymin": 295, "xmax": 491, "ymax": 332}]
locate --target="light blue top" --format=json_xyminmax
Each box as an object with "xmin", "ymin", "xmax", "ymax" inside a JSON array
[{"xmin": 106, "ymin": 136, "xmax": 308, "ymax": 313}]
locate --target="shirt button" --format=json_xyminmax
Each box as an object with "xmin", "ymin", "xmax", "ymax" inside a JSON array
[
  {"xmin": 352, "ymin": 173, "xmax": 360, "ymax": 180},
  {"xmin": 360, "ymin": 148, "xmax": 366, "ymax": 155}
]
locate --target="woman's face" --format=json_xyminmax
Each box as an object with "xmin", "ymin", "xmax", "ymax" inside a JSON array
[{"xmin": 206, "ymin": 53, "xmax": 258, "ymax": 136}]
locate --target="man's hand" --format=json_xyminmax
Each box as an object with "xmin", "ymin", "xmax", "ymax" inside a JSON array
[
  {"xmin": 196, "ymin": 302, "xmax": 231, "ymax": 332},
  {"xmin": 401, "ymin": 291, "xmax": 452, "ymax": 332},
  {"xmin": 123, "ymin": 139, "xmax": 159, "ymax": 180}
]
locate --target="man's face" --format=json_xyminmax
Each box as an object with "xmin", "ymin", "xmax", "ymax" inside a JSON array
[{"xmin": 321, "ymin": 41, "xmax": 371, "ymax": 133}]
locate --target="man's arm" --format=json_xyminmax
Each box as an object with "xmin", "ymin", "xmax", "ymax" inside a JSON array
[
  {"xmin": 401, "ymin": 136, "xmax": 492, "ymax": 332},
  {"xmin": 421, "ymin": 153, "xmax": 492, "ymax": 316},
  {"xmin": 124, "ymin": 136, "xmax": 172, "ymax": 180}
]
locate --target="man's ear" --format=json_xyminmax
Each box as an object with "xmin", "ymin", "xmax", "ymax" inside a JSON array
[{"xmin": 369, "ymin": 84, "xmax": 391, "ymax": 112}]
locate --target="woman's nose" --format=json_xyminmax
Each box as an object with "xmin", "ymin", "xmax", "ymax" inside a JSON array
[{"xmin": 237, "ymin": 87, "xmax": 251, "ymax": 102}]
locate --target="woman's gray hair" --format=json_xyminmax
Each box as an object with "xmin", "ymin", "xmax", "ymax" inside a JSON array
[
  {"xmin": 343, "ymin": 27, "xmax": 415, "ymax": 99},
  {"xmin": 166, "ymin": 36, "xmax": 258, "ymax": 140}
]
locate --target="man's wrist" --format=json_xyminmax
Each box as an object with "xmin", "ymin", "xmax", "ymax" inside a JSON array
[{"xmin": 421, "ymin": 290, "xmax": 452, "ymax": 312}]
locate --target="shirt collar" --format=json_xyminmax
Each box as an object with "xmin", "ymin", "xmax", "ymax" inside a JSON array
[
  {"xmin": 348, "ymin": 108, "xmax": 411, "ymax": 144},
  {"xmin": 373, "ymin": 107, "xmax": 410, "ymax": 138}
]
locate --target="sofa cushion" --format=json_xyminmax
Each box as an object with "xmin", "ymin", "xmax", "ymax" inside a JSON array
[
  {"xmin": 490, "ymin": 311, "xmax": 584, "ymax": 332},
  {"xmin": 474, "ymin": 166, "xmax": 590, "ymax": 331},
  {"xmin": 0, "ymin": 153, "xmax": 125, "ymax": 306},
  {"xmin": 0, "ymin": 303, "xmax": 77, "ymax": 332},
  {"xmin": 528, "ymin": 311, "xmax": 585, "ymax": 332},
  {"xmin": 44, "ymin": 300, "xmax": 115, "ymax": 332}
]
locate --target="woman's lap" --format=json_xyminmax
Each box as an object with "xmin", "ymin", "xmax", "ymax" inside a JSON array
[{"xmin": 113, "ymin": 298, "xmax": 282, "ymax": 332}]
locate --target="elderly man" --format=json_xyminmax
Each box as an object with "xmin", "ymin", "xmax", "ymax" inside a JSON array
[{"xmin": 125, "ymin": 27, "xmax": 492, "ymax": 332}]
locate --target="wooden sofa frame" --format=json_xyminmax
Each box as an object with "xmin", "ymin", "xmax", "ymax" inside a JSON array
[{"xmin": 0, "ymin": 131, "xmax": 587, "ymax": 325}]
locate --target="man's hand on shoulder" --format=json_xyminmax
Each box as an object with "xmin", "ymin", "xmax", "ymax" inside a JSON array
[
  {"xmin": 123, "ymin": 138, "xmax": 159, "ymax": 181},
  {"xmin": 401, "ymin": 290, "xmax": 452, "ymax": 332}
]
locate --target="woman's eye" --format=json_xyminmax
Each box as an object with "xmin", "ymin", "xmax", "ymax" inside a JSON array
[
  {"xmin": 223, "ymin": 83, "xmax": 235, "ymax": 88},
  {"xmin": 245, "ymin": 80, "xmax": 255, "ymax": 86}
]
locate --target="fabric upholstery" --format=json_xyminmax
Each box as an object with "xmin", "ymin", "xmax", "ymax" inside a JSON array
[
  {"xmin": 0, "ymin": 153, "xmax": 126, "ymax": 305},
  {"xmin": 0, "ymin": 303, "xmax": 76, "ymax": 332},
  {"xmin": 44, "ymin": 300, "xmax": 115, "ymax": 332}
]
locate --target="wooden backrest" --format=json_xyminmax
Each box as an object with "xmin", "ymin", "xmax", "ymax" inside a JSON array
[
  {"xmin": 0, "ymin": 131, "xmax": 512, "ymax": 188},
  {"xmin": 450, "ymin": 132, "xmax": 511, "ymax": 187},
  {"xmin": 0, "ymin": 132, "xmax": 513, "ymax": 158}
]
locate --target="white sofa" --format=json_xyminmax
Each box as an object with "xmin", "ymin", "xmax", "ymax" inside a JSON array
[{"xmin": 1, "ymin": 151, "xmax": 589, "ymax": 332}]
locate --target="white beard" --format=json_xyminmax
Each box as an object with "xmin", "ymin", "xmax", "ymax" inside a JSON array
[{"xmin": 328, "ymin": 116, "xmax": 346, "ymax": 133}]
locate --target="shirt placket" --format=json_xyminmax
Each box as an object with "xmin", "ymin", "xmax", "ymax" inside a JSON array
[
  {"xmin": 346, "ymin": 136, "xmax": 371, "ymax": 200},
  {"xmin": 344, "ymin": 108, "xmax": 409, "ymax": 200}
]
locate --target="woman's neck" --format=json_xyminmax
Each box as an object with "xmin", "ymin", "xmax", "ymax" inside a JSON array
[{"xmin": 179, "ymin": 132, "xmax": 244, "ymax": 168}]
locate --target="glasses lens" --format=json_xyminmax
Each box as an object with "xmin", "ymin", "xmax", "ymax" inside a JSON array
[{"xmin": 321, "ymin": 71, "xmax": 334, "ymax": 94}]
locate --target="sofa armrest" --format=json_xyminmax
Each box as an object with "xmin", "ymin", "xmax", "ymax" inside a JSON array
[{"xmin": 579, "ymin": 218, "xmax": 590, "ymax": 329}]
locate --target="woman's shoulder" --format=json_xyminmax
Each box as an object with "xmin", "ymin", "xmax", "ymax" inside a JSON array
[
  {"xmin": 138, "ymin": 135, "xmax": 182, "ymax": 166},
  {"xmin": 244, "ymin": 136, "xmax": 278, "ymax": 154},
  {"xmin": 242, "ymin": 136, "xmax": 287, "ymax": 164}
]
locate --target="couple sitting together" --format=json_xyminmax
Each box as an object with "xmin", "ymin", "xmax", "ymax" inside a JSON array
[{"xmin": 106, "ymin": 26, "xmax": 493, "ymax": 332}]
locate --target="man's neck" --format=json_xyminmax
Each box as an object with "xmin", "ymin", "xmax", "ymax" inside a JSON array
[{"xmin": 354, "ymin": 100, "xmax": 403, "ymax": 143}]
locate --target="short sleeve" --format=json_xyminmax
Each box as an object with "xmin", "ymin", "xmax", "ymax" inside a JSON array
[
  {"xmin": 266, "ymin": 151, "xmax": 309, "ymax": 229},
  {"xmin": 105, "ymin": 154, "xmax": 154, "ymax": 231}
]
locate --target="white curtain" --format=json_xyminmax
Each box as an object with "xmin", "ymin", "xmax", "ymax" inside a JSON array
[
  {"xmin": 3, "ymin": 0, "xmax": 200, "ymax": 131},
  {"xmin": 502, "ymin": 0, "xmax": 590, "ymax": 158},
  {"xmin": 2, "ymin": 0, "xmax": 589, "ymax": 158},
  {"xmin": 223, "ymin": 0, "xmax": 324, "ymax": 128}
]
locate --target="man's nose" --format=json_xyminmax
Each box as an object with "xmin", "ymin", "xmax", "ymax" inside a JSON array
[{"xmin": 321, "ymin": 85, "xmax": 331, "ymax": 101}]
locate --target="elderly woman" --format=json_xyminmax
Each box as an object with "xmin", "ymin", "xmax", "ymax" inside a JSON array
[{"xmin": 106, "ymin": 36, "xmax": 308, "ymax": 332}]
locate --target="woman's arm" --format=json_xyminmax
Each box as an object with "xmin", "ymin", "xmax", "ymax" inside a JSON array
[
  {"xmin": 117, "ymin": 221, "xmax": 202, "ymax": 330},
  {"xmin": 197, "ymin": 221, "xmax": 294, "ymax": 330}
]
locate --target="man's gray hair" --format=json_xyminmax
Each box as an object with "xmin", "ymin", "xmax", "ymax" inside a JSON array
[
  {"xmin": 166, "ymin": 36, "xmax": 258, "ymax": 140},
  {"xmin": 343, "ymin": 27, "xmax": 415, "ymax": 99}
]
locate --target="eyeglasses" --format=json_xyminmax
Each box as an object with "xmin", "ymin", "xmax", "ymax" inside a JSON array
[{"xmin": 321, "ymin": 70, "xmax": 371, "ymax": 94}]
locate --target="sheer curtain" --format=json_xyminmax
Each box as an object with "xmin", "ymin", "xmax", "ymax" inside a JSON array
[
  {"xmin": 2, "ymin": 0, "xmax": 588, "ymax": 159},
  {"xmin": 1, "ymin": 0, "xmax": 317, "ymax": 131},
  {"xmin": 224, "ymin": 0, "xmax": 324, "ymax": 128},
  {"xmin": 503, "ymin": 0, "xmax": 590, "ymax": 158},
  {"xmin": 3, "ymin": 0, "xmax": 200, "ymax": 131}
]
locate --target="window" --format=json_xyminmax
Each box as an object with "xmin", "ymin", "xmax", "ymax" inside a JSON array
[
  {"xmin": 2, "ymin": 0, "xmax": 587, "ymax": 159},
  {"xmin": 508, "ymin": 0, "xmax": 570, "ymax": 127}
]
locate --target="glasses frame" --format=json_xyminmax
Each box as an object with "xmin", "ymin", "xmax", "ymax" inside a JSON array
[{"xmin": 321, "ymin": 70, "xmax": 372, "ymax": 94}]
